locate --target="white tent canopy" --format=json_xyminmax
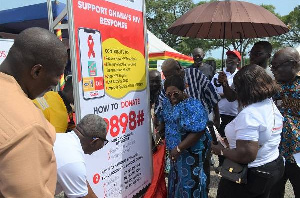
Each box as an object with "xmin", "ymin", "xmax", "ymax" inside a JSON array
[{"xmin": 147, "ymin": 30, "xmax": 181, "ymax": 54}]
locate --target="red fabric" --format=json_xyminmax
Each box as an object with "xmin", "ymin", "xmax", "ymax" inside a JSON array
[{"xmin": 144, "ymin": 142, "xmax": 167, "ymax": 198}]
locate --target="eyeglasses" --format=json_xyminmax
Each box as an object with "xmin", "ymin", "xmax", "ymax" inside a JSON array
[
  {"xmin": 94, "ymin": 136, "xmax": 109, "ymax": 145},
  {"xmin": 76, "ymin": 126, "xmax": 109, "ymax": 145},
  {"xmin": 270, "ymin": 60, "xmax": 296, "ymax": 70},
  {"xmin": 166, "ymin": 91, "xmax": 181, "ymax": 98}
]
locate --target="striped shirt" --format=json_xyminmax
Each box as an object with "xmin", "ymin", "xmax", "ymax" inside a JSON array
[{"xmin": 155, "ymin": 68, "xmax": 220, "ymax": 115}]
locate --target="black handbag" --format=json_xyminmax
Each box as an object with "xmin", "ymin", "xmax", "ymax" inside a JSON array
[{"xmin": 220, "ymin": 158, "xmax": 248, "ymax": 184}]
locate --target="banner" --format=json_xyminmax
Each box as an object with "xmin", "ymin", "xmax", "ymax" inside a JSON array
[
  {"xmin": 68, "ymin": 0, "xmax": 152, "ymax": 197},
  {"xmin": 0, "ymin": 39, "xmax": 13, "ymax": 65}
]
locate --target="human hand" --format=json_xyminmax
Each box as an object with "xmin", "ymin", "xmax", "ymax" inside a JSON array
[
  {"xmin": 211, "ymin": 142, "xmax": 225, "ymax": 155},
  {"xmin": 217, "ymin": 72, "xmax": 228, "ymax": 85},
  {"xmin": 170, "ymin": 147, "xmax": 180, "ymax": 161}
]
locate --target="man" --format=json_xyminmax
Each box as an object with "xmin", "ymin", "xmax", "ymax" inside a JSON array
[
  {"xmin": 211, "ymin": 50, "xmax": 240, "ymax": 170},
  {"xmin": 144, "ymin": 70, "xmax": 167, "ymax": 197},
  {"xmin": 270, "ymin": 47, "xmax": 300, "ymax": 198},
  {"xmin": 54, "ymin": 114, "xmax": 108, "ymax": 197},
  {"xmin": 34, "ymin": 76, "xmax": 75, "ymax": 133},
  {"xmin": 156, "ymin": 58, "xmax": 221, "ymax": 195},
  {"xmin": 149, "ymin": 70, "xmax": 162, "ymax": 149},
  {"xmin": 189, "ymin": 48, "xmax": 215, "ymax": 80},
  {"xmin": 250, "ymin": 41, "xmax": 274, "ymax": 79},
  {"xmin": 149, "ymin": 70, "xmax": 162, "ymax": 108},
  {"xmin": 219, "ymin": 41, "xmax": 273, "ymax": 102},
  {"xmin": 0, "ymin": 27, "xmax": 67, "ymax": 197}
]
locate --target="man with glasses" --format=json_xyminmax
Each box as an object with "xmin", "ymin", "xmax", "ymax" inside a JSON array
[
  {"xmin": 270, "ymin": 47, "xmax": 300, "ymax": 198},
  {"xmin": 54, "ymin": 114, "xmax": 108, "ymax": 198}
]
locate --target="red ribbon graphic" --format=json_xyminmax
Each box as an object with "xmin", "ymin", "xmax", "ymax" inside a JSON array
[{"xmin": 87, "ymin": 35, "xmax": 95, "ymax": 58}]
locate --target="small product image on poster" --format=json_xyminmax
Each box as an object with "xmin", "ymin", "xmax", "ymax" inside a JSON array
[{"xmin": 78, "ymin": 28, "xmax": 105, "ymax": 100}]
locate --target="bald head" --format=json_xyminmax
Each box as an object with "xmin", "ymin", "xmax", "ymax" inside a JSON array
[
  {"xmin": 192, "ymin": 48, "xmax": 205, "ymax": 66},
  {"xmin": 271, "ymin": 47, "xmax": 300, "ymax": 82},
  {"xmin": 161, "ymin": 58, "xmax": 182, "ymax": 77},
  {"xmin": 6, "ymin": 27, "xmax": 67, "ymax": 72},
  {"xmin": 0, "ymin": 27, "xmax": 68, "ymax": 99},
  {"xmin": 192, "ymin": 48, "xmax": 205, "ymax": 57},
  {"xmin": 149, "ymin": 70, "xmax": 160, "ymax": 78}
]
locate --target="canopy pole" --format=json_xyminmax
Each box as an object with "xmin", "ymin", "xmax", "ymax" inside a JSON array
[
  {"xmin": 47, "ymin": 0, "xmax": 54, "ymax": 33},
  {"xmin": 221, "ymin": 22, "xmax": 226, "ymax": 70}
]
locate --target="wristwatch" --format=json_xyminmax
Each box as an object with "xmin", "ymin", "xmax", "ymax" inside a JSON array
[{"xmin": 176, "ymin": 146, "xmax": 181, "ymax": 153}]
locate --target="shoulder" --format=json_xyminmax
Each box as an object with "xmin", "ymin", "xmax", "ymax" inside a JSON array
[
  {"xmin": 178, "ymin": 98, "xmax": 204, "ymax": 110},
  {"xmin": 0, "ymin": 95, "xmax": 55, "ymax": 148}
]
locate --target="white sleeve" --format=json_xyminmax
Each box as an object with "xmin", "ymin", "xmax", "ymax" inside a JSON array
[
  {"xmin": 234, "ymin": 112, "xmax": 262, "ymax": 142},
  {"xmin": 57, "ymin": 162, "xmax": 88, "ymax": 198}
]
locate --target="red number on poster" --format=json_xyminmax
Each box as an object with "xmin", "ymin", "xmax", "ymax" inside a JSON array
[{"xmin": 104, "ymin": 110, "xmax": 144, "ymax": 138}]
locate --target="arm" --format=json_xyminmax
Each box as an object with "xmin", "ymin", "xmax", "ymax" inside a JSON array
[
  {"xmin": 0, "ymin": 125, "xmax": 56, "ymax": 197},
  {"xmin": 222, "ymin": 81, "xmax": 237, "ymax": 102},
  {"xmin": 217, "ymin": 72, "xmax": 237, "ymax": 102},
  {"xmin": 213, "ymin": 104, "xmax": 220, "ymax": 129},
  {"xmin": 170, "ymin": 131, "xmax": 205, "ymax": 160},
  {"xmin": 211, "ymin": 140, "xmax": 259, "ymax": 164}
]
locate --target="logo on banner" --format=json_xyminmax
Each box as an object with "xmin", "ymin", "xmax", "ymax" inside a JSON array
[
  {"xmin": 87, "ymin": 35, "xmax": 95, "ymax": 58},
  {"xmin": 88, "ymin": 61, "xmax": 97, "ymax": 76}
]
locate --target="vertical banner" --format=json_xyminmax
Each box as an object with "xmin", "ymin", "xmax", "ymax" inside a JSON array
[
  {"xmin": 68, "ymin": 0, "xmax": 152, "ymax": 197},
  {"xmin": 0, "ymin": 39, "xmax": 14, "ymax": 65}
]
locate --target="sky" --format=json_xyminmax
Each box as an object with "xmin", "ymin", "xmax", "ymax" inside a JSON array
[{"xmin": 0, "ymin": 0, "xmax": 299, "ymax": 58}]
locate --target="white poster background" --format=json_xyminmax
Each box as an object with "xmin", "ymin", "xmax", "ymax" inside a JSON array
[{"xmin": 0, "ymin": 39, "xmax": 14, "ymax": 64}]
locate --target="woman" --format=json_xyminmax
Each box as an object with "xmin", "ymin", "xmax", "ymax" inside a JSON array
[
  {"xmin": 211, "ymin": 64, "xmax": 284, "ymax": 198},
  {"xmin": 158, "ymin": 74, "xmax": 210, "ymax": 198}
]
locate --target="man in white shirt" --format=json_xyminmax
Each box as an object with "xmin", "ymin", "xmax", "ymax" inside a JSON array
[
  {"xmin": 212, "ymin": 50, "xmax": 240, "ymax": 168},
  {"xmin": 218, "ymin": 41, "xmax": 274, "ymax": 102},
  {"xmin": 54, "ymin": 114, "xmax": 108, "ymax": 198}
]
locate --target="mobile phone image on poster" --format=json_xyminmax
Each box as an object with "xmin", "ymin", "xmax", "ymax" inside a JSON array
[{"xmin": 78, "ymin": 28, "xmax": 105, "ymax": 100}]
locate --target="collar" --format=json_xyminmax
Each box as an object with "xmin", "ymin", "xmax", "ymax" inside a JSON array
[
  {"xmin": 0, "ymin": 72, "xmax": 28, "ymax": 97},
  {"xmin": 223, "ymin": 68, "xmax": 238, "ymax": 76}
]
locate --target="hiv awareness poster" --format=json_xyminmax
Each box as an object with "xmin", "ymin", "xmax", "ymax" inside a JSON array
[
  {"xmin": 68, "ymin": 0, "xmax": 152, "ymax": 197},
  {"xmin": 0, "ymin": 39, "xmax": 13, "ymax": 64}
]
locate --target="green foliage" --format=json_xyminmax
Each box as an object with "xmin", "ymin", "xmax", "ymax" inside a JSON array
[{"xmin": 272, "ymin": 5, "xmax": 300, "ymax": 47}]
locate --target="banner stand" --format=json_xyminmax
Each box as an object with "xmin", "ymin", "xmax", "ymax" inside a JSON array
[{"xmin": 48, "ymin": 0, "xmax": 153, "ymax": 197}]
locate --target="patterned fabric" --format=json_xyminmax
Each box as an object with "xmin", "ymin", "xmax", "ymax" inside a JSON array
[
  {"xmin": 158, "ymin": 97, "xmax": 210, "ymax": 198},
  {"xmin": 155, "ymin": 68, "xmax": 220, "ymax": 116},
  {"xmin": 273, "ymin": 76, "xmax": 300, "ymax": 163}
]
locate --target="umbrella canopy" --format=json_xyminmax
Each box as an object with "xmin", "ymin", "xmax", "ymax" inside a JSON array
[{"xmin": 167, "ymin": 1, "xmax": 289, "ymax": 39}]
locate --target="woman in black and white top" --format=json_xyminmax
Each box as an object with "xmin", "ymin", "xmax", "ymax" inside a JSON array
[{"xmin": 211, "ymin": 64, "xmax": 284, "ymax": 198}]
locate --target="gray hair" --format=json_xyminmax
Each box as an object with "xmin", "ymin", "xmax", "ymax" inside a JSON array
[{"xmin": 77, "ymin": 114, "xmax": 107, "ymax": 139}]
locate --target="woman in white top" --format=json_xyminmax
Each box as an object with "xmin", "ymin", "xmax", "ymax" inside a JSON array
[{"xmin": 211, "ymin": 64, "xmax": 284, "ymax": 198}]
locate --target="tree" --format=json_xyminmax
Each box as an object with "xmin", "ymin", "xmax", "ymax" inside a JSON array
[
  {"xmin": 271, "ymin": 5, "xmax": 300, "ymax": 47},
  {"xmin": 146, "ymin": 0, "xmax": 222, "ymax": 55}
]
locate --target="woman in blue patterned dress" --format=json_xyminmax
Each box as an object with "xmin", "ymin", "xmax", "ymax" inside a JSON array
[{"xmin": 158, "ymin": 74, "xmax": 210, "ymax": 198}]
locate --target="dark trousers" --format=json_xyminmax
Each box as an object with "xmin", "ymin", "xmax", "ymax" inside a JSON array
[
  {"xmin": 218, "ymin": 114, "xmax": 235, "ymax": 166},
  {"xmin": 217, "ymin": 156, "xmax": 284, "ymax": 198},
  {"xmin": 270, "ymin": 161, "xmax": 300, "ymax": 198}
]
